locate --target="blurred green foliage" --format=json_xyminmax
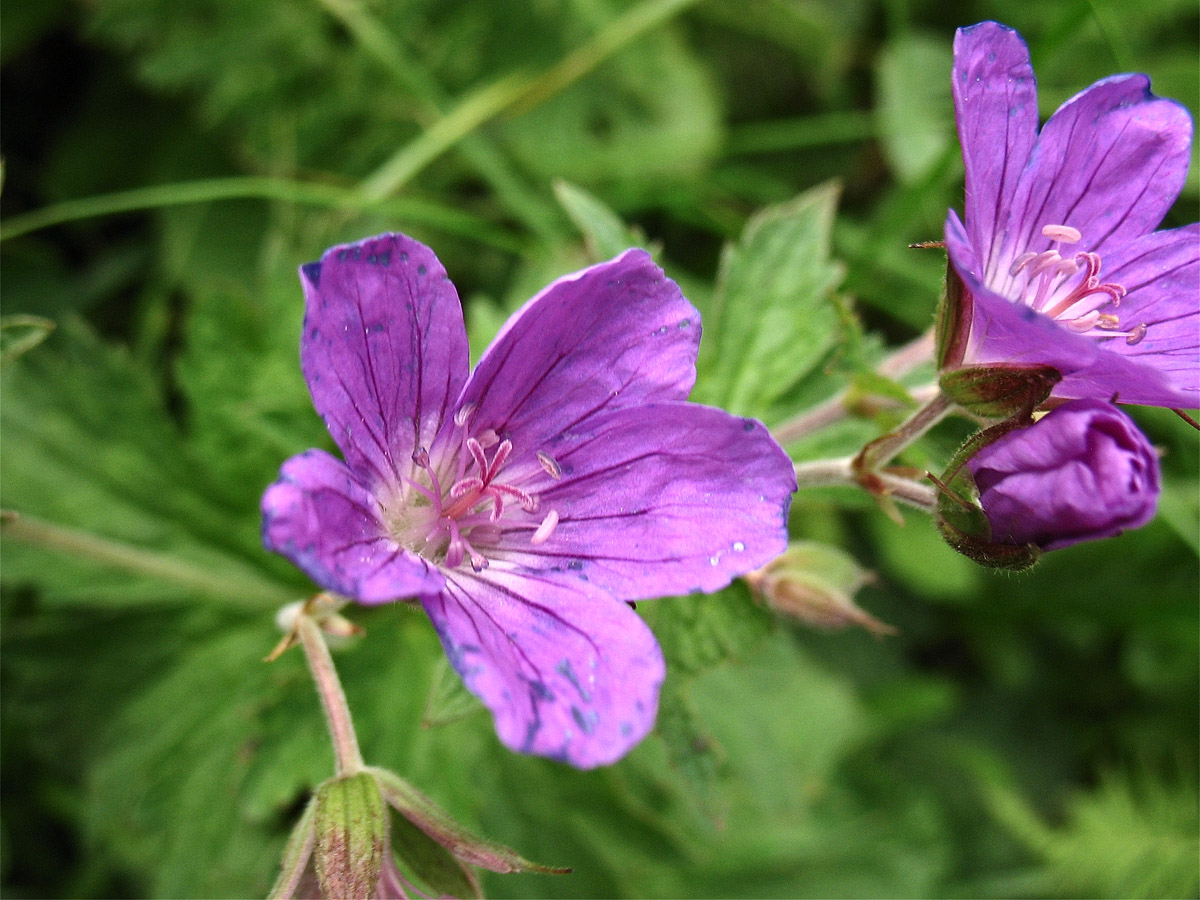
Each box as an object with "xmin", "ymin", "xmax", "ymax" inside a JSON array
[{"xmin": 2, "ymin": 0, "xmax": 1197, "ymax": 897}]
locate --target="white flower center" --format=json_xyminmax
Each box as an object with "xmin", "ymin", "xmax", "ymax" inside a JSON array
[
  {"xmin": 1003, "ymin": 224, "xmax": 1145, "ymax": 346},
  {"xmin": 382, "ymin": 408, "xmax": 561, "ymax": 571}
]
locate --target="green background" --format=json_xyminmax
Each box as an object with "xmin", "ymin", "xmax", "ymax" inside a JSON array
[{"xmin": 2, "ymin": 0, "xmax": 1197, "ymax": 897}]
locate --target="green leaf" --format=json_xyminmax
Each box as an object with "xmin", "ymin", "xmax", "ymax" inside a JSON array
[
  {"xmin": 0, "ymin": 318, "xmax": 296, "ymax": 608},
  {"xmin": 642, "ymin": 582, "xmax": 774, "ymax": 677},
  {"xmin": 696, "ymin": 182, "xmax": 845, "ymax": 419},
  {"xmin": 553, "ymin": 180, "xmax": 647, "ymax": 261},
  {"xmin": 874, "ymin": 33, "xmax": 955, "ymax": 183},
  {"xmin": 0, "ymin": 314, "xmax": 55, "ymax": 366}
]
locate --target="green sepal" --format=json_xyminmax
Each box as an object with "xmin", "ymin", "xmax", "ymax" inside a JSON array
[
  {"xmin": 934, "ymin": 257, "xmax": 970, "ymax": 369},
  {"xmin": 939, "ymin": 363, "xmax": 1062, "ymax": 420},
  {"xmin": 267, "ymin": 794, "xmax": 318, "ymax": 900},
  {"xmin": 312, "ymin": 772, "xmax": 388, "ymax": 900},
  {"xmin": 937, "ymin": 515, "xmax": 1041, "ymax": 572},
  {"xmin": 387, "ymin": 806, "xmax": 482, "ymax": 900},
  {"xmin": 933, "ymin": 436, "xmax": 1040, "ymax": 572},
  {"xmin": 367, "ymin": 765, "xmax": 569, "ymax": 876}
]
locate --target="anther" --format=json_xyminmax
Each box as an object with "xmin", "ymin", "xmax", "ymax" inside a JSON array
[
  {"xmin": 531, "ymin": 509, "xmax": 560, "ymax": 546},
  {"xmin": 412, "ymin": 446, "xmax": 430, "ymax": 467},
  {"xmin": 453, "ymin": 404, "xmax": 476, "ymax": 428},
  {"xmin": 1126, "ymin": 323, "xmax": 1147, "ymax": 345},
  {"xmin": 1096, "ymin": 314, "xmax": 1121, "ymax": 330},
  {"xmin": 537, "ymin": 450, "xmax": 563, "ymax": 480},
  {"xmin": 476, "ymin": 428, "xmax": 500, "ymax": 450},
  {"xmin": 1042, "ymin": 224, "xmax": 1082, "ymax": 244}
]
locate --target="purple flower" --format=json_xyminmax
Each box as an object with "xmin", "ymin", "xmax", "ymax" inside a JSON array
[
  {"xmin": 966, "ymin": 399, "xmax": 1160, "ymax": 550},
  {"xmin": 261, "ymin": 233, "xmax": 795, "ymax": 768},
  {"xmin": 944, "ymin": 20, "xmax": 1199, "ymax": 409}
]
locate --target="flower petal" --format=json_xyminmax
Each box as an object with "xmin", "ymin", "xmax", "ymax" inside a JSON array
[
  {"xmin": 262, "ymin": 449, "xmax": 443, "ymax": 603},
  {"xmin": 998, "ymin": 74, "xmax": 1192, "ymax": 269},
  {"xmin": 459, "ymin": 250, "xmax": 700, "ymax": 453},
  {"xmin": 491, "ymin": 402, "xmax": 795, "ymax": 598},
  {"xmin": 422, "ymin": 568, "xmax": 664, "ymax": 768},
  {"xmin": 1098, "ymin": 223, "xmax": 1200, "ymax": 405},
  {"xmin": 300, "ymin": 233, "xmax": 469, "ymax": 491},
  {"xmin": 946, "ymin": 212, "xmax": 1192, "ymax": 408},
  {"xmin": 952, "ymin": 21, "xmax": 1039, "ymax": 275}
]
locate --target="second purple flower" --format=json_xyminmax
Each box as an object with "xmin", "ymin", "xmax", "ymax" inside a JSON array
[
  {"xmin": 944, "ymin": 20, "xmax": 1199, "ymax": 410},
  {"xmin": 262, "ymin": 233, "xmax": 796, "ymax": 769}
]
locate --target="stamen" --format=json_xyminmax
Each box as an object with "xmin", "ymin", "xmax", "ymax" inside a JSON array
[
  {"xmin": 1042, "ymin": 224, "xmax": 1082, "ymax": 244},
  {"xmin": 1126, "ymin": 323, "xmax": 1147, "ymax": 345},
  {"xmin": 476, "ymin": 428, "xmax": 500, "ymax": 450},
  {"xmin": 1096, "ymin": 314, "xmax": 1121, "ymax": 330},
  {"xmin": 1064, "ymin": 311, "xmax": 1101, "ymax": 332},
  {"xmin": 466, "ymin": 437, "xmax": 489, "ymax": 474},
  {"xmin": 531, "ymin": 509, "xmax": 559, "ymax": 545},
  {"xmin": 453, "ymin": 403, "xmax": 476, "ymax": 428},
  {"xmin": 490, "ymin": 482, "xmax": 539, "ymax": 513},
  {"xmin": 537, "ymin": 450, "xmax": 563, "ymax": 480},
  {"xmin": 486, "ymin": 439, "xmax": 513, "ymax": 480},
  {"xmin": 1010, "ymin": 251, "xmax": 1039, "ymax": 276},
  {"xmin": 450, "ymin": 477, "xmax": 483, "ymax": 498},
  {"xmin": 412, "ymin": 446, "xmax": 430, "ymax": 467}
]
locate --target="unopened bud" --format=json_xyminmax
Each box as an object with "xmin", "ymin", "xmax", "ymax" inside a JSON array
[
  {"xmin": 312, "ymin": 773, "xmax": 387, "ymax": 900},
  {"xmin": 747, "ymin": 542, "xmax": 894, "ymax": 636},
  {"xmin": 936, "ymin": 400, "xmax": 1160, "ymax": 568}
]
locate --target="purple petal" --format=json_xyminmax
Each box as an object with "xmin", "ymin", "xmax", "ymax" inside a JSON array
[
  {"xmin": 952, "ymin": 21, "xmax": 1039, "ymax": 273},
  {"xmin": 300, "ymin": 233, "xmax": 469, "ymax": 491},
  {"xmin": 946, "ymin": 212, "xmax": 1192, "ymax": 408},
  {"xmin": 262, "ymin": 449, "xmax": 443, "ymax": 603},
  {"xmin": 490, "ymin": 402, "xmax": 795, "ymax": 598},
  {"xmin": 459, "ymin": 250, "xmax": 701, "ymax": 454},
  {"xmin": 968, "ymin": 399, "xmax": 1160, "ymax": 550},
  {"xmin": 422, "ymin": 568, "xmax": 664, "ymax": 768},
  {"xmin": 999, "ymin": 75, "xmax": 1192, "ymax": 264},
  {"xmin": 1098, "ymin": 223, "xmax": 1200, "ymax": 404}
]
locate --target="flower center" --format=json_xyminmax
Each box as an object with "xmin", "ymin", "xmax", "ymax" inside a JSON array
[
  {"xmin": 383, "ymin": 407, "xmax": 561, "ymax": 571},
  {"xmin": 1005, "ymin": 224, "xmax": 1145, "ymax": 346}
]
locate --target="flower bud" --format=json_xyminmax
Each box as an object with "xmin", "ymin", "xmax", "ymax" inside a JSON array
[
  {"xmin": 965, "ymin": 399, "xmax": 1160, "ymax": 551},
  {"xmin": 746, "ymin": 542, "xmax": 894, "ymax": 636}
]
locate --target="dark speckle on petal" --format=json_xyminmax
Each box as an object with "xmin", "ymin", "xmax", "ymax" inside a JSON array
[
  {"xmin": 417, "ymin": 264, "xmax": 428, "ymax": 277},
  {"xmin": 301, "ymin": 262, "xmax": 323, "ymax": 286},
  {"xmin": 742, "ymin": 419, "xmax": 756, "ymax": 432}
]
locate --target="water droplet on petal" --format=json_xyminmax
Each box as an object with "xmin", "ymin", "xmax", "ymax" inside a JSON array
[{"xmin": 733, "ymin": 541, "xmax": 745, "ymax": 552}]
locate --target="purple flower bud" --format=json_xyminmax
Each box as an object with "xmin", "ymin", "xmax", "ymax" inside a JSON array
[{"xmin": 966, "ymin": 400, "xmax": 1160, "ymax": 551}]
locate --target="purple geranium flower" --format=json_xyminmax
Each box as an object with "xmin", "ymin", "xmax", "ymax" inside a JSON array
[
  {"xmin": 966, "ymin": 399, "xmax": 1160, "ymax": 550},
  {"xmin": 262, "ymin": 233, "xmax": 795, "ymax": 768},
  {"xmin": 945, "ymin": 20, "xmax": 1199, "ymax": 409}
]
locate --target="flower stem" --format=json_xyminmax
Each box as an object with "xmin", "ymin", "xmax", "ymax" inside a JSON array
[
  {"xmin": 771, "ymin": 330, "xmax": 936, "ymax": 446},
  {"xmin": 793, "ymin": 456, "xmax": 937, "ymax": 513},
  {"xmin": 295, "ymin": 610, "xmax": 364, "ymax": 776},
  {"xmin": 854, "ymin": 390, "xmax": 954, "ymax": 474}
]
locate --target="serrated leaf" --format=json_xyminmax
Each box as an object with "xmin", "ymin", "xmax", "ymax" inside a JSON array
[
  {"xmin": 642, "ymin": 582, "xmax": 774, "ymax": 677},
  {"xmin": 697, "ymin": 183, "xmax": 845, "ymax": 418},
  {"xmin": 0, "ymin": 318, "xmax": 298, "ymax": 607}
]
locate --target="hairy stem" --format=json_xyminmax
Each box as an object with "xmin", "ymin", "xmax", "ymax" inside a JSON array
[
  {"xmin": 295, "ymin": 610, "xmax": 364, "ymax": 776},
  {"xmin": 793, "ymin": 457, "xmax": 937, "ymax": 513},
  {"xmin": 772, "ymin": 330, "xmax": 937, "ymax": 446}
]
